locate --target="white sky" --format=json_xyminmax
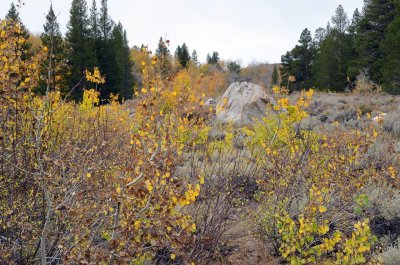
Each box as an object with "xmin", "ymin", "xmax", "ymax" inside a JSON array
[{"xmin": 0, "ymin": 0, "xmax": 364, "ymax": 65}]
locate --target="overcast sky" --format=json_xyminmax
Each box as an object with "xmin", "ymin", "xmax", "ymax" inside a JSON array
[{"xmin": 0, "ymin": 0, "xmax": 364, "ymax": 65}]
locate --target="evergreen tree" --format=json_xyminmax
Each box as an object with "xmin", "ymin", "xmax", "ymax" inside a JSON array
[
  {"xmin": 155, "ymin": 37, "xmax": 172, "ymax": 78},
  {"xmin": 315, "ymin": 5, "xmax": 354, "ymax": 91},
  {"xmin": 331, "ymin": 5, "xmax": 349, "ymax": 34},
  {"xmin": 89, "ymin": 0, "xmax": 100, "ymax": 40},
  {"xmin": 212, "ymin": 51, "xmax": 220, "ymax": 64},
  {"xmin": 96, "ymin": 0, "xmax": 114, "ymax": 97},
  {"xmin": 227, "ymin": 61, "xmax": 241, "ymax": 82},
  {"xmin": 272, "ymin": 65, "xmax": 280, "ymax": 86},
  {"xmin": 175, "ymin": 43, "xmax": 190, "ymax": 68},
  {"xmin": 6, "ymin": 2, "xmax": 31, "ymax": 58},
  {"xmin": 353, "ymin": 0, "xmax": 396, "ymax": 83},
  {"xmin": 280, "ymin": 51, "xmax": 294, "ymax": 87},
  {"xmin": 227, "ymin": 61, "xmax": 241, "ymax": 74},
  {"xmin": 206, "ymin": 53, "xmax": 211, "ymax": 64},
  {"xmin": 108, "ymin": 23, "xmax": 134, "ymax": 99},
  {"xmin": 89, "ymin": 0, "xmax": 101, "ymax": 62},
  {"xmin": 175, "ymin": 45, "xmax": 182, "ymax": 61},
  {"xmin": 314, "ymin": 27, "xmax": 327, "ymax": 48},
  {"xmin": 191, "ymin": 50, "xmax": 199, "ymax": 65},
  {"xmin": 382, "ymin": 0, "xmax": 400, "ymax": 93},
  {"xmin": 347, "ymin": 8, "xmax": 362, "ymax": 80},
  {"xmin": 122, "ymin": 30, "xmax": 134, "ymax": 98},
  {"xmin": 109, "ymin": 23, "xmax": 124, "ymax": 97},
  {"xmin": 326, "ymin": 22, "xmax": 332, "ymax": 35},
  {"xmin": 66, "ymin": 0, "xmax": 93, "ymax": 99},
  {"xmin": 40, "ymin": 4, "xmax": 67, "ymax": 94},
  {"xmin": 207, "ymin": 51, "xmax": 220, "ymax": 64},
  {"xmin": 314, "ymin": 34, "xmax": 341, "ymax": 90},
  {"xmin": 281, "ymin": 28, "xmax": 315, "ymax": 90},
  {"xmin": 99, "ymin": 0, "xmax": 113, "ymax": 41},
  {"xmin": 348, "ymin": 8, "xmax": 361, "ymax": 36}
]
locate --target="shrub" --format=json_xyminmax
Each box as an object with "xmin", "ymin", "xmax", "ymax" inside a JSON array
[
  {"xmin": 354, "ymin": 69, "xmax": 376, "ymax": 94},
  {"xmin": 0, "ymin": 19, "xmax": 208, "ymax": 264},
  {"xmin": 381, "ymin": 237, "xmax": 400, "ymax": 265},
  {"xmin": 384, "ymin": 109, "xmax": 400, "ymax": 138},
  {"xmin": 249, "ymin": 88, "xmax": 398, "ymax": 264}
]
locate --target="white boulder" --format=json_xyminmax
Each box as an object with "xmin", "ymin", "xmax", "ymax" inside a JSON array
[{"xmin": 216, "ymin": 82, "xmax": 275, "ymax": 127}]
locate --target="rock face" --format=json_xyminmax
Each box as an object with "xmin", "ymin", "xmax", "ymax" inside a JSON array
[{"xmin": 216, "ymin": 82, "xmax": 275, "ymax": 127}]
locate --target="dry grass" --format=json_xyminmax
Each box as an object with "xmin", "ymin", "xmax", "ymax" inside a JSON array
[
  {"xmin": 384, "ymin": 109, "xmax": 400, "ymax": 138},
  {"xmin": 381, "ymin": 237, "xmax": 400, "ymax": 265}
]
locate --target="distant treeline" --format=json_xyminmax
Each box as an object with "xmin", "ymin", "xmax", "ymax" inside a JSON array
[
  {"xmin": 281, "ymin": 0, "xmax": 400, "ymax": 94},
  {"xmin": 5, "ymin": 0, "xmax": 134, "ymax": 101}
]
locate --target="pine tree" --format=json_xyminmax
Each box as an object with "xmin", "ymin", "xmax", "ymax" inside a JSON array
[
  {"xmin": 191, "ymin": 50, "xmax": 199, "ymax": 65},
  {"xmin": 6, "ymin": 2, "xmax": 31, "ymax": 59},
  {"xmin": 211, "ymin": 51, "xmax": 220, "ymax": 64},
  {"xmin": 89, "ymin": 0, "xmax": 101, "ymax": 62},
  {"xmin": 155, "ymin": 37, "xmax": 172, "ymax": 78},
  {"xmin": 122, "ymin": 30, "xmax": 134, "ymax": 98},
  {"xmin": 99, "ymin": 0, "xmax": 113, "ymax": 41},
  {"xmin": 175, "ymin": 45, "xmax": 182, "ymax": 61},
  {"xmin": 347, "ymin": 8, "xmax": 362, "ymax": 80},
  {"xmin": 66, "ymin": 0, "xmax": 92, "ymax": 99},
  {"xmin": 108, "ymin": 22, "xmax": 134, "ymax": 100},
  {"xmin": 206, "ymin": 53, "xmax": 211, "ymax": 64},
  {"xmin": 272, "ymin": 65, "xmax": 279, "ymax": 86},
  {"xmin": 98, "ymin": 0, "xmax": 114, "ymax": 79},
  {"xmin": 314, "ymin": 34, "xmax": 340, "ymax": 90},
  {"xmin": 348, "ymin": 8, "xmax": 361, "ymax": 36},
  {"xmin": 280, "ymin": 51, "xmax": 294, "ymax": 87},
  {"xmin": 109, "ymin": 23, "xmax": 124, "ymax": 98},
  {"xmin": 281, "ymin": 28, "xmax": 315, "ymax": 90},
  {"xmin": 175, "ymin": 43, "xmax": 190, "ymax": 68},
  {"xmin": 331, "ymin": 5, "xmax": 349, "ymax": 34},
  {"xmin": 353, "ymin": 0, "xmax": 396, "ymax": 83},
  {"xmin": 315, "ymin": 5, "xmax": 354, "ymax": 91},
  {"xmin": 39, "ymin": 4, "xmax": 67, "ymax": 94},
  {"xmin": 89, "ymin": 0, "xmax": 100, "ymax": 40},
  {"xmin": 227, "ymin": 61, "xmax": 241, "ymax": 74},
  {"xmin": 207, "ymin": 51, "xmax": 220, "ymax": 64},
  {"xmin": 382, "ymin": 0, "xmax": 400, "ymax": 93},
  {"xmin": 314, "ymin": 27, "xmax": 327, "ymax": 47}
]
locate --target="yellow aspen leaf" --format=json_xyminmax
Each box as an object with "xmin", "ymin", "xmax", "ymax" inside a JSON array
[
  {"xmin": 357, "ymin": 244, "xmax": 370, "ymax": 253},
  {"xmin": 134, "ymin": 221, "xmax": 141, "ymax": 230},
  {"xmin": 199, "ymin": 176, "xmax": 205, "ymax": 185},
  {"xmin": 318, "ymin": 225, "xmax": 329, "ymax": 235},
  {"xmin": 354, "ymin": 221, "xmax": 362, "ymax": 230},
  {"xmin": 145, "ymin": 180, "xmax": 153, "ymax": 192}
]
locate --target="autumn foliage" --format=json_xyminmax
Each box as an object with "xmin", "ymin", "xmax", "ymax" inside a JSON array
[
  {"xmin": 1, "ymin": 18, "xmax": 400, "ymax": 265},
  {"xmin": 0, "ymin": 19, "xmax": 207, "ymax": 264}
]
